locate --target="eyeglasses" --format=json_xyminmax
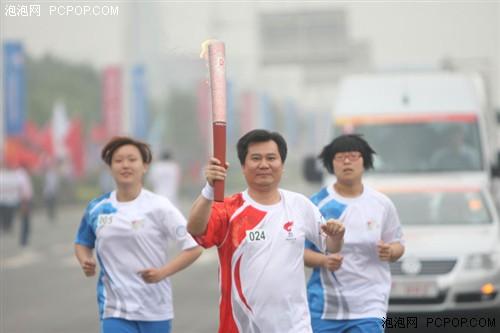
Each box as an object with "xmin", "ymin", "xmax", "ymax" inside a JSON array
[{"xmin": 334, "ymin": 151, "xmax": 362, "ymax": 162}]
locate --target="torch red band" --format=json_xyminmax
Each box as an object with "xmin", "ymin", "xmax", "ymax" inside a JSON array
[{"xmin": 213, "ymin": 122, "xmax": 226, "ymax": 202}]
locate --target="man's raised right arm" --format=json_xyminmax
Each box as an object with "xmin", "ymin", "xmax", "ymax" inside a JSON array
[{"xmin": 187, "ymin": 157, "xmax": 227, "ymax": 236}]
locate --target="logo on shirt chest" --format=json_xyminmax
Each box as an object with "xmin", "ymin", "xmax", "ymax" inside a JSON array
[
  {"xmin": 283, "ymin": 221, "xmax": 296, "ymax": 241},
  {"xmin": 366, "ymin": 219, "xmax": 380, "ymax": 231},
  {"xmin": 98, "ymin": 214, "xmax": 113, "ymax": 228},
  {"xmin": 131, "ymin": 219, "xmax": 145, "ymax": 230}
]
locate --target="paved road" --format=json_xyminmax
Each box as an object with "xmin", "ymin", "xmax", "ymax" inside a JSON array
[
  {"xmin": 6, "ymin": 194, "xmax": 491, "ymax": 332},
  {"xmin": 1, "ymin": 204, "xmax": 219, "ymax": 333},
  {"xmin": 1, "ymin": 180, "xmax": 319, "ymax": 333}
]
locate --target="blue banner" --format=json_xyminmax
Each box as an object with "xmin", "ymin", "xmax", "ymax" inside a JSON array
[
  {"xmin": 3, "ymin": 41, "xmax": 26, "ymax": 136},
  {"xmin": 131, "ymin": 65, "xmax": 148, "ymax": 140}
]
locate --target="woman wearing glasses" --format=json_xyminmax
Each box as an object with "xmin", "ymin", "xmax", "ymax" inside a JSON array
[{"xmin": 304, "ymin": 134, "xmax": 405, "ymax": 333}]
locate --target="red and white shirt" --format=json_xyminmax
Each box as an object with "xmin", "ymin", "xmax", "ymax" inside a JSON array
[{"xmin": 194, "ymin": 189, "xmax": 325, "ymax": 333}]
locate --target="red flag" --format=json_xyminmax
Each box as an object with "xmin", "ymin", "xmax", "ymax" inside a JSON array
[
  {"xmin": 102, "ymin": 67, "xmax": 122, "ymax": 138},
  {"xmin": 3, "ymin": 137, "xmax": 40, "ymax": 169},
  {"xmin": 23, "ymin": 121, "xmax": 39, "ymax": 143},
  {"xmin": 65, "ymin": 119, "xmax": 85, "ymax": 177},
  {"xmin": 23, "ymin": 121, "xmax": 53, "ymax": 156},
  {"xmin": 39, "ymin": 124, "xmax": 53, "ymax": 156},
  {"xmin": 90, "ymin": 123, "xmax": 107, "ymax": 143}
]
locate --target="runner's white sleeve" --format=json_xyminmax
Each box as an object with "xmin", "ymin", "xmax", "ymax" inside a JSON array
[
  {"xmin": 381, "ymin": 199, "xmax": 405, "ymax": 245},
  {"xmin": 304, "ymin": 200, "xmax": 327, "ymax": 252},
  {"xmin": 161, "ymin": 201, "xmax": 198, "ymax": 250}
]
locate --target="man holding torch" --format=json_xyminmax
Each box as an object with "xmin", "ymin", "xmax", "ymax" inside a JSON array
[
  {"xmin": 187, "ymin": 128, "xmax": 345, "ymax": 333},
  {"xmin": 192, "ymin": 41, "xmax": 344, "ymax": 332}
]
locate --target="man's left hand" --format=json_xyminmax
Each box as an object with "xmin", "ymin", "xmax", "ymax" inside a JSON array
[{"xmin": 321, "ymin": 219, "xmax": 345, "ymax": 241}]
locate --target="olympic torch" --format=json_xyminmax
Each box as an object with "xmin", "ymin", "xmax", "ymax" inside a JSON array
[{"xmin": 201, "ymin": 40, "xmax": 227, "ymax": 202}]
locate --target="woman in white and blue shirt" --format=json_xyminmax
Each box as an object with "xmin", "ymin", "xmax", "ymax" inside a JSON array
[
  {"xmin": 305, "ymin": 134, "xmax": 405, "ymax": 333},
  {"xmin": 75, "ymin": 136, "xmax": 202, "ymax": 333}
]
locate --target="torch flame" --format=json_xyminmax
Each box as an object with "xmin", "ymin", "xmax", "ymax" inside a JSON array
[{"xmin": 200, "ymin": 39, "xmax": 219, "ymax": 59}]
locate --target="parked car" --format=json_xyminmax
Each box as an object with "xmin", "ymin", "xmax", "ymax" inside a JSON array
[{"xmin": 379, "ymin": 178, "xmax": 500, "ymax": 331}]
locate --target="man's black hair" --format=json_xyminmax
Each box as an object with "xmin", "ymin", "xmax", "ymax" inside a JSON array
[
  {"xmin": 319, "ymin": 134, "xmax": 375, "ymax": 174},
  {"xmin": 237, "ymin": 129, "xmax": 287, "ymax": 165}
]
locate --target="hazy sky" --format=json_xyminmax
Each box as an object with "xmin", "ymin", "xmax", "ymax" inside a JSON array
[
  {"xmin": 3, "ymin": 1, "xmax": 498, "ymax": 65},
  {"xmin": 2, "ymin": 1, "xmax": 499, "ymax": 104},
  {"xmin": 2, "ymin": 1, "xmax": 126, "ymax": 67}
]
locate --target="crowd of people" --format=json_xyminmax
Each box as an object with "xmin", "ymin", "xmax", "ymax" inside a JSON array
[{"xmin": 72, "ymin": 129, "xmax": 405, "ymax": 333}]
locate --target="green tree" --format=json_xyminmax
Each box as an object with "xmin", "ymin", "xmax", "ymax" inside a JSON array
[{"xmin": 26, "ymin": 54, "xmax": 100, "ymax": 129}]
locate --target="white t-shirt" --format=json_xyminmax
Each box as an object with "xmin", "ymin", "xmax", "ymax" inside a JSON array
[
  {"xmin": 43, "ymin": 168, "xmax": 60, "ymax": 196},
  {"xmin": 75, "ymin": 189, "xmax": 197, "ymax": 321},
  {"xmin": 194, "ymin": 189, "xmax": 325, "ymax": 333},
  {"xmin": 306, "ymin": 185, "xmax": 404, "ymax": 320},
  {"xmin": 17, "ymin": 168, "xmax": 33, "ymax": 200},
  {"xmin": 147, "ymin": 161, "xmax": 180, "ymax": 204},
  {"xmin": 0, "ymin": 168, "xmax": 23, "ymax": 205}
]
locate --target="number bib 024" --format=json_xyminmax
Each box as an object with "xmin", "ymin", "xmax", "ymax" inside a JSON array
[{"xmin": 246, "ymin": 229, "xmax": 267, "ymax": 243}]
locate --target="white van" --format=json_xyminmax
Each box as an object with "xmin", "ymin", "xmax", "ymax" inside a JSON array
[{"xmin": 304, "ymin": 71, "xmax": 500, "ymax": 187}]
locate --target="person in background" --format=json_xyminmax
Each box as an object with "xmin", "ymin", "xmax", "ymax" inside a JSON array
[
  {"xmin": 147, "ymin": 150, "xmax": 181, "ymax": 205},
  {"xmin": 0, "ymin": 158, "xmax": 22, "ymax": 234},
  {"xmin": 18, "ymin": 164, "xmax": 34, "ymax": 247},
  {"xmin": 43, "ymin": 159, "xmax": 61, "ymax": 222},
  {"xmin": 305, "ymin": 134, "xmax": 405, "ymax": 333},
  {"xmin": 74, "ymin": 136, "xmax": 202, "ymax": 333}
]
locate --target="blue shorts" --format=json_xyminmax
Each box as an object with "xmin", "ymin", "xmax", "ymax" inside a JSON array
[
  {"xmin": 101, "ymin": 318, "xmax": 172, "ymax": 333},
  {"xmin": 311, "ymin": 317, "xmax": 384, "ymax": 333}
]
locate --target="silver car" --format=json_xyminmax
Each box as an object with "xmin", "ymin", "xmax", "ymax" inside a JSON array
[{"xmin": 383, "ymin": 183, "xmax": 500, "ymax": 330}]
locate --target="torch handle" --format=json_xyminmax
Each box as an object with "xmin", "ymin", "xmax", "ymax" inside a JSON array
[{"xmin": 213, "ymin": 122, "xmax": 226, "ymax": 202}]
